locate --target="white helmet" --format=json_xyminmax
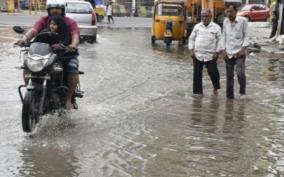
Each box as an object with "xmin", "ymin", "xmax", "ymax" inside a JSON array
[{"xmin": 46, "ymin": 0, "xmax": 65, "ymax": 10}]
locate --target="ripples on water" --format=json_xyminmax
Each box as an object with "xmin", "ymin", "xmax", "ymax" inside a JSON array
[{"xmin": 0, "ymin": 29, "xmax": 283, "ymax": 177}]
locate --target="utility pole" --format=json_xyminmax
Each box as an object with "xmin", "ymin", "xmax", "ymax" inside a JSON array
[
  {"xmin": 132, "ymin": 0, "xmax": 136, "ymax": 16},
  {"xmin": 17, "ymin": 0, "xmax": 20, "ymax": 12}
]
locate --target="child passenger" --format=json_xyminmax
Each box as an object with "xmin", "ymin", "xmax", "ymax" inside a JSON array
[{"xmin": 49, "ymin": 15, "xmax": 79, "ymax": 56}]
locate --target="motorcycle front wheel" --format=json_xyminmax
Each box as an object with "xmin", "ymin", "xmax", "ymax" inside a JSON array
[{"xmin": 22, "ymin": 91, "xmax": 39, "ymax": 132}]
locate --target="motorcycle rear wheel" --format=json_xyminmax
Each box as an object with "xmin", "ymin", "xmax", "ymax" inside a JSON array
[{"xmin": 22, "ymin": 91, "xmax": 39, "ymax": 132}]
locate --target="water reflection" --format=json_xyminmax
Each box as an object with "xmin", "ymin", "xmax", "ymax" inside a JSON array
[
  {"xmin": 1, "ymin": 28, "xmax": 283, "ymax": 177},
  {"xmin": 223, "ymin": 100, "xmax": 245, "ymax": 140},
  {"xmin": 262, "ymin": 58, "xmax": 280, "ymax": 81},
  {"xmin": 220, "ymin": 100, "xmax": 247, "ymax": 175},
  {"xmin": 19, "ymin": 145, "xmax": 79, "ymax": 177},
  {"xmin": 279, "ymin": 59, "xmax": 284, "ymax": 83},
  {"xmin": 187, "ymin": 98, "xmax": 249, "ymax": 176},
  {"xmin": 190, "ymin": 96, "xmax": 219, "ymax": 134},
  {"xmin": 204, "ymin": 97, "xmax": 219, "ymax": 134},
  {"xmin": 190, "ymin": 97, "xmax": 203, "ymax": 126},
  {"xmin": 151, "ymin": 43, "xmax": 189, "ymax": 61},
  {"xmin": 18, "ymin": 114, "xmax": 79, "ymax": 177}
]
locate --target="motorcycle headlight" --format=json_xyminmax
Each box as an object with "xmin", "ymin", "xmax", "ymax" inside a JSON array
[{"xmin": 26, "ymin": 54, "xmax": 50, "ymax": 72}]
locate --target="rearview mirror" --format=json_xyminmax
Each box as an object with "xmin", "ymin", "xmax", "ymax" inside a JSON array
[{"xmin": 13, "ymin": 26, "xmax": 25, "ymax": 34}]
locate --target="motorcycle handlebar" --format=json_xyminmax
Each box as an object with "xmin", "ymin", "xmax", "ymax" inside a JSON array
[
  {"xmin": 13, "ymin": 43, "xmax": 26, "ymax": 48},
  {"xmin": 14, "ymin": 40, "xmax": 78, "ymax": 55},
  {"xmin": 13, "ymin": 40, "xmax": 29, "ymax": 48},
  {"xmin": 13, "ymin": 42, "xmax": 18, "ymax": 47},
  {"xmin": 52, "ymin": 44, "xmax": 78, "ymax": 53}
]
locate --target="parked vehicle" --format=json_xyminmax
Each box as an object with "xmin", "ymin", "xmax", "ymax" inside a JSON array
[
  {"xmin": 184, "ymin": 0, "xmax": 241, "ymax": 40},
  {"xmin": 151, "ymin": 0, "xmax": 187, "ymax": 46},
  {"xmin": 186, "ymin": 0, "xmax": 229, "ymax": 24},
  {"xmin": 14, "ymin": 27, "xmax": 84, "ymax": 133},
  {"xmin": 65, "ymin": 0, "xmax": 98, "ymax": 43},
  {"xmin": 94, "ymin": 0, "xmax": 105, "ymax": 22},
  {"xmin": 237, "ymin": 4, "xmax": 270, "ymax": 22}
]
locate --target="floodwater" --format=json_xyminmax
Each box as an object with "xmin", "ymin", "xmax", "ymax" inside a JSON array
[{"xmin": 0, "ymin": 28, "xmax": 283, "ymax": 177}]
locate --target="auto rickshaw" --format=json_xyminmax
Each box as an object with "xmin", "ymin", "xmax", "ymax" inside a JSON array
[
  {"xmin": 151, "ymin": 0, "xmax": 187, "ymax": 46},
  {"xmin": 95, "ymin": 6, "xmax": 105, "ymax": 22},
  {"xmin": 94, "ymin": 0, "xmax": 106, "ymax": 22}
]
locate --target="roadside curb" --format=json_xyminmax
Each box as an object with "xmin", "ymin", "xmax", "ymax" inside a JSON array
[{"xmin": 97, "ymin": 26, "xmax": 150, "ymax": 30}]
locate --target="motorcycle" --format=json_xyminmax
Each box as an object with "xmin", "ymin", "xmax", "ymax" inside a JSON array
[{"xmin": 14, "ymin": 26, "xmax": 84, "ymax": 133}]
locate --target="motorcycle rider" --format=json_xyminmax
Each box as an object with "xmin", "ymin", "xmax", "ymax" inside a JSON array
[{"xmin": 17, "ymin": 0, "xmax": 80, "ymax": 109}]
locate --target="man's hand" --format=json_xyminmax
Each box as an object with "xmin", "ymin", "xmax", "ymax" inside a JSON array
[
  {"xmin": 213, "ymin": 52, "xmax": 218, "ymax": 60},
  {"xmin": 66, "ymin": 44, "xmax": 77, "ymax": 52},
  {"xmin": 189, "ymin": 49, "xmax": 195, "ymax": 58},
  {"xmin": 16, "ymin": 29, "xmax": 37, "ymax": 47},
  {"xmin": 16, "ymin": 39, "xmax": 27, "ymax": 47},
  {"xmin": 237, "ymin": 47, "xmax": 246, "ymax": 58},
  {"xmin": 219, "ymin": 50, "xmax": 227, "ymax": 60},
  {"xmin": 52, "ymin": 43, "xmax": 65, "ymax": 51}
]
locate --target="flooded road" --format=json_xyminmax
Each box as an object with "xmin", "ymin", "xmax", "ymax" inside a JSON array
[{"xmin": 0, "ymin": 28, "xmax": 283, "ymax": 177}]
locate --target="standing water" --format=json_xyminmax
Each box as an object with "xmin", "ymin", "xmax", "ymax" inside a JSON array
[{"xmin": 0, "ymin": 28, "xmax": 283, "ymax": 177}]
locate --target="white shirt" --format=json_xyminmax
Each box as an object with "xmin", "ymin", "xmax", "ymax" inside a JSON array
[
  {"xmin": 106, "ymin": 5, "xmax": 112, "ymax": 16},
  {"xmin": 188, "ymin": 22, "xmax": 222, "ymax": 62},
  {"xmin": 222, "ymin": 16, "xmax": 249, "ymax": 58}
]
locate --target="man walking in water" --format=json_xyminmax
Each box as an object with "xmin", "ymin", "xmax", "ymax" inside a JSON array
[
  {"xmin": 221, "ymin": 4, "xmax": 249, "ymax": 99},
  {"xmin": 188, "ymin": 9, "xmax": 222, "ymax": 96}
]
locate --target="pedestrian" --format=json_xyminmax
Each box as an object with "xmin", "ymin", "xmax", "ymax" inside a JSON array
[
  {"xmin": 188, "ymin": 9, "xmax": 222, "ymax": 96},
  {"xmin": 221, "ymin": 4, "xmax": 249, "ymax": 99},
  {"xmin": 269, "ymin": 0, "xmax": 280, "ymax": 38},
  {"xmin": 106, "ymin": 2, "xmax": 114, "ymax": 24}
]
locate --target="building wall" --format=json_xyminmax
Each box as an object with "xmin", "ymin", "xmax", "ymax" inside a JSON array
[{"xmin": 113, "ymin": 0, "xmax": 153, "ymax": 16}]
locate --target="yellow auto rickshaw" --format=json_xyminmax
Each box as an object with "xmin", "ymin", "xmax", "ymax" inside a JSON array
[
  {"xmin": 151, "ymin": 0, "xmax": 187, "ymax": 46},
  {"xmin": 93, "ymin": 0, "xmax": 106, "ymax": 22},
  {"xmin": 95, "ymin": 6, "xmax": 105, "ymax": 22}
]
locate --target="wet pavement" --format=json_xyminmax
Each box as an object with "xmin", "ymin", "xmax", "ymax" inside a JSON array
[{"xmin": 0, "ymin": 28, "xmax": 284, "ymax": 177}]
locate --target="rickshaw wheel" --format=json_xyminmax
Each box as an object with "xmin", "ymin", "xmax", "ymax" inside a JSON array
[{"xmin": 164, "ymin": 37, "xmax": 171, "ymax": 47}]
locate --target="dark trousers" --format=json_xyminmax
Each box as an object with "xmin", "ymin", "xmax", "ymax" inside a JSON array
[
  {"xmin": 270, "ymin": 18, "xmax": 278, "ymax": 38},
  {"xmin": 108, "ymin": 15, "xmax": 114, "ymax": 23},
  {"xmin": 225, "ymin": 56, "xmax": 246, "ymax": 99},
  {"xmin": 193, "ymin": 57, "xmax": 220, "ymax": 94}
]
